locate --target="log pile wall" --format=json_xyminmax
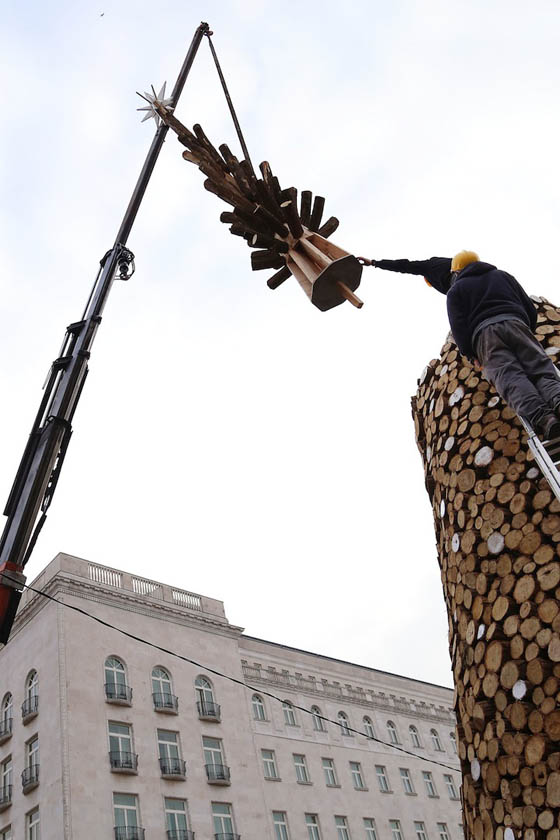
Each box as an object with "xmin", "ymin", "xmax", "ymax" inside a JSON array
[{"xmin": 411, "ymin": 297, "xmax": 560, "ymax": 840}]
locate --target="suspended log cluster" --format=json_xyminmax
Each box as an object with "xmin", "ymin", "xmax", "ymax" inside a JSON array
[
  {"xmin": 412, "ymin": 297, "xmax": 560, "ymax": 840},
  {"xmin": 151, "ymin": 101, "xmax": 362, "ymax": 310}
]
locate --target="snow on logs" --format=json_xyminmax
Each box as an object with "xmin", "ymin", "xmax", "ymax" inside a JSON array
[
  {"xmin": 411, "ymin": 298, "xmax": 560, "ymax": 840},
  {"xmin": 152, "ymin": 104, "xmax": 362, "ymax": 311}
]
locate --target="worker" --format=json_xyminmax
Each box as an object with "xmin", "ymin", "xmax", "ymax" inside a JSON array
[{"xmin": 358, "ymin": 251, "xmax": 560, "ymax": 440}]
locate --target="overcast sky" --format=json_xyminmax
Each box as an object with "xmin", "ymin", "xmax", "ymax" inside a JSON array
[{"xmin": 2, "ymin": 0, "xmax": 560, "ymax": 687}]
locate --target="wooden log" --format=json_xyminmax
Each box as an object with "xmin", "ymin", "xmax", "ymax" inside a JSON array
[
  {"xmin": 300, "ymin": 190, "xmax": 312, "ymax": 226},
  {"xmin": 317, "ymin": 216, "xmax": 340, "ymax": 238},
  {"xmin": 280, "ymin": 194, "xmax": 304, "ymax": 239},
  {"xmin": 249, "ymin": 233, "xmax": 289, "ymax": 253},
  {"xmin": 250, "ymin": 249, "xmax": 285, "ymax": 271},
  {"xmin": 252, "ymin": 204, "xmax": 290, "ymax": 239},
  {"xmin": 308, "ymin": 195, "xmax": 325, "ymax": 231},
  {"xmin": 267, "ymin": 266, "xmax": 291, "ymax": 290}
]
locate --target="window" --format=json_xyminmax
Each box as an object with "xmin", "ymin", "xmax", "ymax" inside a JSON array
[
  {"xmin": 375, "ymin": 765, "xmax": 390, "ymax": 792},
  {"xmin": 152, "ymin": 667, "xmax": 177, "ymax": 711},
  {"xmin": 363, "ymin": 716, "xmax": 375, "ymax": 740},
  {"xmin": 386, "ymin": 720, "xmax": 399, "ymax": 744},
  {"xmin": 400, "ymin": 767, "xmax": 415, "ymax": 794},
  {"xmin": 195, "ymin": 676, "xmax": 219, "ymax": 719},
  {"xmin": 338, "ymin": 711, "xmax": 352, "ymax": 736},
  {"xmin": 409, "ymin": 725, "xmax": 421, "ymax": 747},
  {"xmin": 335, "ymin": 816, "xmax": 351, "ymax": 840},
  {"xmin": 311, "ymin": 706, "xmax": 326, "ymax": 732},
  {"xmin": 23, "ymin": 736, "xmax": 39, "ymax": 790},
  {"xmin": 444, "ymin": 773, "xmax": 459, "ymax": 799},
  {"xmin": 203, "ymin": 737, "xmax": 229, "ymax": 782},
  {"xmin": 165, "ymin": 798, "xmax": 189, "ymax": 837},
  {"xmin": 252, "ymin": 694, "xmax": 266, "ymax": 721},
  {"xmin": 322, "ymin": 757, "xmax": 338, "ymax": 786},
  {"xmin": 305, "ymin": 814, "xmax": 321, "ymax": 840},
  {"xmin": 282, "ymin": 701, "xmax": 296, "ymax": 726},
  {"xmin": 261, "ymin": 749, "xmax": 279, "ymax": 780},
  {"xmin": 158, "ymin": 730, "xmax": 185, "ymax": 777},
  {"xmin": 437, "ymin": 824, "xmax": 450, "ymax": 840},
  {"xmin": 22, "ymin": 672, "xmax": 38, "ymax": 720},
  {"xmin": 0, "ymin": 826, "xmax": 11, "ymax": 840},
  {"xmin": 113, "ymin": 794, "xmax": 140, "ymax": 837},
  {"xmin": 273, "ymin": 811, "xmax": 290, "ymax": 840},
  {"xmin": 363, "ymin": 818, "xmax": 377, "ymax": 840},
  {"xmin": 389, "ymin": 820, "xmax": 403, "ymax": 840},
  {"xmin": 431, "ymin": 728, "xmax": 443, "ymax": 751},
  {"xmin": 0, "ymin": 758, "xmax": 11, "ymax": 806},
  {"xmin": 104, "ymin": 657, "xmax": 130, "ymax": 702},
  {"xmin": 26, "ymin": 808, "xmax": 39, "ymax": 840},
  {"xmin": 414, "ymin": 822, "xmax": 428, "ymax": 840},
  {"xmin": 108, "ymin": 722, "xmax": 136, "ymax": 771},
  {"xmin": 450, "ymin": 731, "xmax": 457, "ymax": 754},
  {"xmin": 212, "ymin": 802, "xmax": 234, "ymax": 837},
  {"xmin": 293, "ymin": 754, "xmax": 310, "ymax": 783},
  {"xmin": 422, "ymin": 770, "xmax": 437, "ymax": 797},
  {"xmin": 350, "ymin": 761, "xmax": 366, "ymax": 790},
  {"xmin": 0, "ymin": 696, "xmax": 12, "ymax": 739}
]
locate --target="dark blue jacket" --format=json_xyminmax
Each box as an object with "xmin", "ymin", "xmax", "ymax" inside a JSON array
[
  {"xmin": 446, "ymin": 262, "xmax": 537, "ymax": 359},
  {"xmin": 373, "ymin": 257, "xmax": 452, "ymax": 294}
]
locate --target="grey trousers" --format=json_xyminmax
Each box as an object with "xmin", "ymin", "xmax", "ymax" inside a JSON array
[{"xmin": 474, "ymin": 320, "xmax": 560, "ymax": 425}]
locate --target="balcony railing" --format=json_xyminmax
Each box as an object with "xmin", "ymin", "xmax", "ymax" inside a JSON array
[
  {"xmin": 0, "ymin": 785, "xmax": 12, "ymax": 811},
  {"xmin": 197, "ymin": 700, "xmax": 221, "ymax": 721},
  {"xmin": 159, "ymin": 757, "xmax": 187, "ymax": 778},
  {"xmin": 114, "ymin": 828, "xmax": 145, "ymax": 840},
  {"xmin": 109, "ymin": 751, "xmax": 138, "ymax": 773},
  {"xmin": 0, "ymin": 718, "xmax": 12, "ymax": 743},
  {"xmin": 105, "ymin": 683, "xmax": 133, "ymax": 705},
  {"xmin": 21, "ymin": 696, "xmax": 39, "ymax": 722},
  {"xmin": 153, "ymin": 692, "xmax": 179, "ymax": 713},
  {"xmin": 205, "ymin": 763, "xmax": 230, "ymax": 784},
  {"xmin": 22, "ymin": 764, "xmax": 39, "ymax": 792},
  {"xmin": 214, "ymin": 834, "xmax": 240, "ymax": 840},
  {"xmin": 167, "ymin": 831, "xmax": 195, "ymax": 840}
]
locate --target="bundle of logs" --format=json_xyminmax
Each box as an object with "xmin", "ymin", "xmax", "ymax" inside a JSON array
[
  {"xmin": 412, "ymin": 297, "xmax": 560, "ymax": 840},
  {"xmin": 151, "ymin": 101, "xmax": 363, "ymax": 311}
]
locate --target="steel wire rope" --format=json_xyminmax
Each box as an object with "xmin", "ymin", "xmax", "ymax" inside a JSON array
[{"xmin": 4, "ymin": 574, "xmax": 461, "ymax": 774}]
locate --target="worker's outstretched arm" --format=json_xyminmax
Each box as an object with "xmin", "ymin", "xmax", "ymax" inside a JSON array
[{"xmin": 357, "ymin": 255, "xmax": 453, "ymax": 295}]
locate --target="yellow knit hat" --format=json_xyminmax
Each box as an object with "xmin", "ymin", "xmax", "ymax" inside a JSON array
[{"xmin": 451, "ymin": 250, "xmax": 480, "ymax": 271}]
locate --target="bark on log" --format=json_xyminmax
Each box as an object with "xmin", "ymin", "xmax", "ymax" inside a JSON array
[{"xmin": 412, "ymin": 297, "xmax": 560, "ymax": 839}]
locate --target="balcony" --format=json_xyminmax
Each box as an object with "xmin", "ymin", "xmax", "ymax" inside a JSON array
[
  {"xmin": 214, "ymin": 835, "xmax": 240, "ymax": 840},
  {"xmin": 153, "ymin": 692, "xmax": 179, "ymax": 714},
  {"xmin": 114, "ymin": 828, "xmax": 145, "ymax": 840},
  {"xmin": 109, "ymin": 751, "xmax": 138, "ymax": 773},
  {"xmin": 21, "ymin": 696, "xmax": 39, "ymax": 724},
  {"xmin": 160, "ymin": 757, "xmax": 187, "ymax": 780},
  {"xmin": 0, "ymin": 785, "xmax": 12, "ymax": 812},
  {"xmin": 205, "ymin": 763, "xmax": 230, "ymax": 784},
  {"xmin": 167, "ymin": 832, "xmax": 195, "ymax": 840},
  {"xmin": 197, "ymin": 700, "xmax": 221, "ymax": 722},
  {"xmin": 0, "ymin": 718, "xmax": 12, "ymax": 744},
  {"xmin": 22, "ymin": 764, "xmax": 39, "ymax": 793},
  {"xmin": 105, "ymin": 684, "xmax": 133, "ymax": 706}
]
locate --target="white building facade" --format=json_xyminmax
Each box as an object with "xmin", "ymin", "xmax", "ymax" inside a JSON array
[{"xmin": 0, "ymin": 554, "xmax": 462, "ymax": 840}]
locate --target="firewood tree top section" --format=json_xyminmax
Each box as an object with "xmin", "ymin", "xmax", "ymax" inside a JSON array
[
  {"xmin": 143, "ymin": 96, "xmax": 364, "ymax": 312},
  {"xmin": 411, "ymin": 297, "xmax": 560, "ymax": 840}
]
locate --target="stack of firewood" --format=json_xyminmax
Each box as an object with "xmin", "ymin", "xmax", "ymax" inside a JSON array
[
  {"xmin": 412, "ymin": 297, "xmax": 560, "ymax": 840},
  {"xmin": 153, "ymin": 105, "xmax": 340, "ymax": 289}
]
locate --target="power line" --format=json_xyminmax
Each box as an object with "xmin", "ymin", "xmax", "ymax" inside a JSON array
[{"xmin": 6, "ymin": 575, "xmax": 461, "ymax": 774}]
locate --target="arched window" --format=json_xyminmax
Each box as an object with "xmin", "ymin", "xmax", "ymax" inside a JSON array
[
  {"xmin": 338, "ymin": 711, "xmax": 352, "ymax": 737},
  {"xmin": 311, "ymin": 705, "xmax": 326, "ymax": 732},
  {"xmin": 0, "ymin": 693, "xmax": 12, "ymax": 739},
  {"xmin": 387, "ymin": 720, "xmax": 399, "ymax": 745},
  {"xmin": 195, "ymin": 676, "xmax": 220, "ymax": 720},
  {"xmin": 104, "ymin": 656, "xmax": 131, "ymax": 702},
  {"xmin": 152, "ymin": 667, "xmax": 177, "ymax": 712},
  {"xmin": 431, "ymin": 728, "xmax": 443, "ymax": 751},
  {"xmin": 252, "ymin": 694, "xmax": 266, "ymax": 721},
  {"xmin": 22, "ymin": 671, "xmax": 39, "ymax": 719},
  {"xmin": 363, "ymin": 716, "xmax": 375, "ymax": 740},
  {"xmin": 409, "ymin": 725, "xmax": 421, "ymax": 748},
  {"xmin": 282, "ymin": 701, "xmax": 297, "ymax": 726},
  {"xmin": 449, "ymin": 731, "xmax": 457, "ymax": 754}
]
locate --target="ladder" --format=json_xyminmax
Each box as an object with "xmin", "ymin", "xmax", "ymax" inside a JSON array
[{"xmin": 520, "ymin": 417, "xmax": 560, "ymax": 503}]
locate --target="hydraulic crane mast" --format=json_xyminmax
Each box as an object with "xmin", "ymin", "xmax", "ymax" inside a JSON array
[{"xmin": 0, "ymin": 21, "xmax": 211, "ymax": 643}]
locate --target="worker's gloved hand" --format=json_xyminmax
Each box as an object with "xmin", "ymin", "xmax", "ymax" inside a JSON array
[
  {"xmin": 357, "ymin": 256, "xmax": 374, "ymax": 266},
  {"xmin": 473, "ymin": 358, "xmax": 482, "ymax": 371}
]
